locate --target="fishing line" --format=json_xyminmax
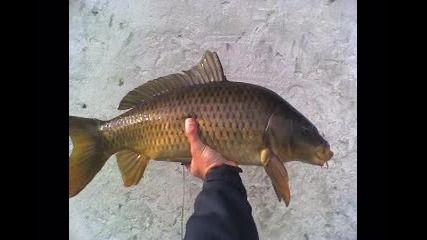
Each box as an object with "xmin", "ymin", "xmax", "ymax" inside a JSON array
[{"xmin": 180, "ymin": 164, "xmax": 185, "ymax": 240}]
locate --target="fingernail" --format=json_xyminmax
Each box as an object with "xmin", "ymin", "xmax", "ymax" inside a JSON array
[{"xmin": 185, "ymin": 118, "xmax": 194, "ymax": 132}]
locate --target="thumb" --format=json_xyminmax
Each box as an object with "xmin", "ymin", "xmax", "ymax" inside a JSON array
[{"xmin": 185, "ymin": 118, "xmax": 205, "ymax": 156}]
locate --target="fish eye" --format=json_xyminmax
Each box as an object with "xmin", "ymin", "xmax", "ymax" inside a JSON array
[{"xmin": 302, "ymin": 127, "xmax": 311, "ymax": 135}]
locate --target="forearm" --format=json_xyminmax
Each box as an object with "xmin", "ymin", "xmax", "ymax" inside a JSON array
[{"xmin": 184, "ymin": 165, "xmax": 259, "ymax": 240}]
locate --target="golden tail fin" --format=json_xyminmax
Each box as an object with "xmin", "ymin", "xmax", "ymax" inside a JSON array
[{"xmin": 69, "ymin": 116, "xmax": 109, "ymax": 198}]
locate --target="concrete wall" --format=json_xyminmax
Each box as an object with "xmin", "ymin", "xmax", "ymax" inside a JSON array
[{"xmin": 69, "ymin": 0, "xmax": 357, "ymax": 239}]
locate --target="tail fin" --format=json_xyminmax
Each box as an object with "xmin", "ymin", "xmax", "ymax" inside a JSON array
[{"xmin": 69, "ymin": 116, "xmax": 109, "ymax": 198}]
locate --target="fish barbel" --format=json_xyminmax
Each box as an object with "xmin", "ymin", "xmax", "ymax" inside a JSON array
[{"xmin": 69, "ymin": 51, "xmax": 333, "ymax": 206}]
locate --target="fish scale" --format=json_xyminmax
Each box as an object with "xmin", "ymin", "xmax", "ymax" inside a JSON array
[{"xmin": 100, "ymin": 82, "xmax": 279, "ymax": 166}]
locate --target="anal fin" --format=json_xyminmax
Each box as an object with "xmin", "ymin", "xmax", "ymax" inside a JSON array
[
  {"xmin": 261, "ymin": 149, "xmax": 291, "ymax": 206},
  {"xmin": 116, "ymin": 150, "xmax": 149, "ymax": 187}
]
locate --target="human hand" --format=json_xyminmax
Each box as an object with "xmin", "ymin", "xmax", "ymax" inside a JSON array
[{"xmin": 184, "ymin": 118, "xmax": 238, "ymax": 180}]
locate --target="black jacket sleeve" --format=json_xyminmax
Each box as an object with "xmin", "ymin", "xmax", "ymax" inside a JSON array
[{"xmin": 184, "ymin": 164, "xmax": 259, "ymax": 240}]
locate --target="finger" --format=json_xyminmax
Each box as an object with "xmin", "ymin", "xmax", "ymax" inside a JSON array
[
  {"xmin": 185, "ymin": 118, "xmax": 206, "ymax": 155},
  {"xmin": 185, "ymin": 118, "xmax": 198, "ymax": 140}
]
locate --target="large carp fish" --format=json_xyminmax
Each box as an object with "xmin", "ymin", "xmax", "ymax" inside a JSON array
[{"xmin": 69, "ymin": 51, "xmax": 333, "ymax": 206}]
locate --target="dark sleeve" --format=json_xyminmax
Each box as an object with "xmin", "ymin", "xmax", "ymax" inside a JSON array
[{"xmin": 184, "ymin": 164, "xmax": 259, "ymax": 240}]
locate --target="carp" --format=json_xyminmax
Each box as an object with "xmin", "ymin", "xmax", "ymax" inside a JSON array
[{"xmin": 69, "ymin": 51, "xmax": 333, "ymax": 206}]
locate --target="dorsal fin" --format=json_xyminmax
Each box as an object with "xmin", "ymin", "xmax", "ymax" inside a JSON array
[{"xmin": 118, "ymin": 50, "xmax": 227, "ymax": 110}]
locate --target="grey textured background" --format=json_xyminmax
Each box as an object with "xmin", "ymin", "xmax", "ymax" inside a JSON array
[{"xmin": 69, "ymin": 0, "xmax": 357, "ymax": 239}]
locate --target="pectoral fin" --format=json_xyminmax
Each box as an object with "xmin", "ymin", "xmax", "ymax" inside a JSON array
[
  {"xmin": 261, "ymin": 149, "xmax": 291, "ymax": 206},
  {"xmin": 271, "ymin": 182, "xmax": 283, "ymax": 202}
]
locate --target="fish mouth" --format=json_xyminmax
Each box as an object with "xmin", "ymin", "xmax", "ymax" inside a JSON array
[{"xmin": 315, "ymin": 146, "xmax": 334, "ymax": 167}]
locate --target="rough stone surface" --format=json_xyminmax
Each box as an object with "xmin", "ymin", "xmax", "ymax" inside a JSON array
[{"xmin": 69, "ymin": 0, "xmax": 357, "ymax": 239}]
